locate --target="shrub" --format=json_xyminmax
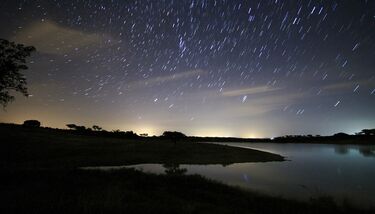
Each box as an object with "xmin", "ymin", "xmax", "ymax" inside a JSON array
[{"xmin": 23, "ymin": 120, "xmax": 41, "ymax": 127}]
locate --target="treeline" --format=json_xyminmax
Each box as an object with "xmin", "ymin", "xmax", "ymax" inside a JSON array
[
  {"xmin": 65, "ymin": 123, "xmax": 139, "ymax": 139},
  {"xmin": 273, "ymin": 130, "xmax": 375, "ymax": 144},
  {"xmin": 18, "ymin": 120, "xmax": 271, "ymax": 142},
  {"xmin": 20, "ymin": 121, "xmax": 189, "ymax": 141},
  {"xmin": 14, "ymin": 120, "xmax": 375, "ymax": 144},
  {"xmin": 186, "ymin": 136, "xmax": 271, "ymax": 143}
]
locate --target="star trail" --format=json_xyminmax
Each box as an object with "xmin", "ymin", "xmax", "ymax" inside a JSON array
[{"xmin": 0, "ymin": 0, "xmax": 374, "ymax": 137}]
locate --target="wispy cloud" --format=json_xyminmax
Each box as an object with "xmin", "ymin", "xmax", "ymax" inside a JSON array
[
  {"xmin": 222, "ymin": 85, "xmax": 280, "ymax": 97},
  {"xmin": 322, "ymin": 82, "xmax": 355, "ymax": 91},
  {"xmin": 13, "ymin": 21, "xmax": 110, "ymax": 54},
  {"xmin": 127, "ymin": 69, "xmax": 204, "ymax": 89},
  {"xmin": 321, "ymin": 79, "xmax": 374, "ymax": 93},
  {"xmin": 181, "ymin": 87, "xmax": 307, "ymax": 120},
  {"xmin": 224, "ymin": 91, "xmax": 306, "ymax": 117}
]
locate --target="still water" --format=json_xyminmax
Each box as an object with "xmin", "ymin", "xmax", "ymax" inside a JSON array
[{"xmin": 85, "ymin": 143, "xmax": 375, "ymax": 206}]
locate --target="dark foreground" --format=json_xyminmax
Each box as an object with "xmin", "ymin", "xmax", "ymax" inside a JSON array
[
  {"xmin": 1, "ymin": 168, "xmax": 373, "ymax": 214},
  {"xmin": 0, "ymin": 124, "xmax": 374, "ymax": 213}
]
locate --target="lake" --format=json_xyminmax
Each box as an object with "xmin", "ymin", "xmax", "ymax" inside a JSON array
[{"xmin": 84, "ymin": 143, "xmax": 375, "ymax": 207}]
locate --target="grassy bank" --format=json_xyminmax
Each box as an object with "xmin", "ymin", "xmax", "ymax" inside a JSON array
[
  {"xmin": 1, "ymin": 168, "xmax": 372, "ymax": 214},
  {"xmin": 0, "ymin": 123, "xmax": 283, "ymax": 169}
]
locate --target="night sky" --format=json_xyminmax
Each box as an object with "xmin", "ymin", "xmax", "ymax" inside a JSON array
[{"xmin": 0, "ymin": 0, "xmax": 374, "ymax": 137}]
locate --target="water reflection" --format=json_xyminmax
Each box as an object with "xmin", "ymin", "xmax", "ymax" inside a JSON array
[
  {"xmin": 82, "ymin": 143, "xmax": 375, "ymax": 207},
  {"xmin": 359, "ymin": 147, "xmax": 375, "ymax": 157},
  {"xmin": 163, "ymin": 163, "xmax": 187, "ymax": 175},
  {"xmin": 334, "ymin": 145, "xmax": 349, "ymax": 155},
  {"xmin": 334, "ymin": 145, "xmax": 375, "ymax": 157}
]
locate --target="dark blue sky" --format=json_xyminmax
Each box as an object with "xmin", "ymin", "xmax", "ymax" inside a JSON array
[{"xmin": 1, "ymin": 0, "xmax": 374, "ymax": 137}]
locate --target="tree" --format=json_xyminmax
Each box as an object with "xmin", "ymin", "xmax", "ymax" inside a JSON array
[
  {"xmin": 140, "ymin": 133, "xmax": 149, "ymax": 137},
  {"xmin": 66, "ymin": 124, "xmax": 78, "ymax": 130},
  {"xmin": 23, "ymin": 120, "xmax": 41, "ymax": 127},
  {"xmin": 111, "ymin": 129, "xmax": 138, "ymax": 138},
  {"xmin": 66, "ymin": 124, "xmax": 86, "ymax": 131},
  {"xmin": 162, "ymin": 131, "xmax": 187, "ymax": 145},
  {"xmin": 357, "ymin": 129, "xmax": 375, "ymax": 136},
  {"xmin": 92, "ymin": 125, "xmax": 102, "ymax": 131},
  {"xmin": 124, "ymin": 131, "xmax": 138, "ymax": 138},
  {"xmin": 0, "ymin": 39, "xmax": 36, "ymax": 107},
  {"xmin": 333, "ymin": 132, "xmax": 349, "ymax": 138}
]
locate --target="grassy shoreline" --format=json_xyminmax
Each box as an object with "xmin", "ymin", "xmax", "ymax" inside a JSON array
[{"xmin": 0, "ymin": 124, "xmax": 283, "ymax": 169}]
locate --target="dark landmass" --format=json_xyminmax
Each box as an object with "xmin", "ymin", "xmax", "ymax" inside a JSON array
[
  {"xmin": 190, "ymin": 130, "xmax": 375, "ymax": 144},
  {"xmin": 0, "ymin": 123, "xmax": 374, "ymax": 213},
  {"xmin": 4, "ymin": 122, "xmax": 375, "ymax": 145},
  {"xmin": 0, "ymin": 123, "xmax": 283, "ymax": 169},
  {"xmin": 272, "ymin": 133, "xmax": 375, "ymax": 145},
  {"xmin": 186, "ymin": 134, "xmax": 375, "ymax": 144}
]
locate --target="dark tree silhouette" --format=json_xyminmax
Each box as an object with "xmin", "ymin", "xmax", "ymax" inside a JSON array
[
  {"xmin": 66, "ymin": 124, "xmax": 86, "ymax": 131},
  {"xmin": 92, "ymin": 125, "xmax": 102, "ymax": 131},
  {"xmin": 333, "ymin": 132, "xmax": 349, "ymax": 138},
  {"xmin": 357, "ymin": 129, "xmax": 375, "ymax": 136},
  {"xmin": 66, "ymin": 124, "xmax": 78, "ymax": 130},
  {"xmin": 22, "ymin": 120, "xmax": 41, "ymax": 127},
  {"xmin": 111, "ymin": 129, "xmax": 139, "ymax": 138},
  {"xmin": 0, "ymin": 39, "xmax": 35, "ymax": 107},
  {"xmin": 162, "ymin": 131, "xmax": 187, "ymax": 145}
]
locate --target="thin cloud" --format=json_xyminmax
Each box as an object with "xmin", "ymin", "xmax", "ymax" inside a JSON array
[
  {"xmin": 13, "ymin": 20, "xmax": 110, "ymax": 54},
  {"xmin": 321, "ymin": 79, "xmax": 374, "ymax": 93},
  {"xmin": 127, "ymin": 69, "xmax": 204, "ymax": 89},
  {"xmin": 322, "ymin": 82, "xmax": 354, "ymax": 91},
  {"xmin": 222, "ymin": 85, "xmax": 280, "ymax": 97},
  {"xmin": 182, "ymin": 88, "xmax": 307, "ymax": 120}
]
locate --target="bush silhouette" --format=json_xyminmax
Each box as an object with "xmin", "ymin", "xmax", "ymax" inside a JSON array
[
  {"xmin": 92, "ymin": 125, "xmax": 102, "ymax": 131},
  {"xmin": 66, "ymin": 124, "xmax": 86, "ymax": 131},
  {"xmin": 357, "ymin": 129, "xmax": 375, "ymax": 136},
  {"xmin": 66, "ymin": 124, "xmax": 78, "ymax": 129},
  {"xmin": 333, "ymin": 132, "xmax": 349, "ymax": 138},
  {"xmin": 22, "ymin": 120, "xmax": 41, "ymax": 127},
  {"xmin": 162, "ymin": 131, "xmax": 187, "ymax": 145}
]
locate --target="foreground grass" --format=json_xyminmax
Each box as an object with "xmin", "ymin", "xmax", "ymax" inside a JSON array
[
  {"xmin": 1, "ymin": 168, "xmax": 372, "ymax": 214},
  {"xmin": 0, "ymin": 124, "xmax": 283, "ymax": 169}
]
